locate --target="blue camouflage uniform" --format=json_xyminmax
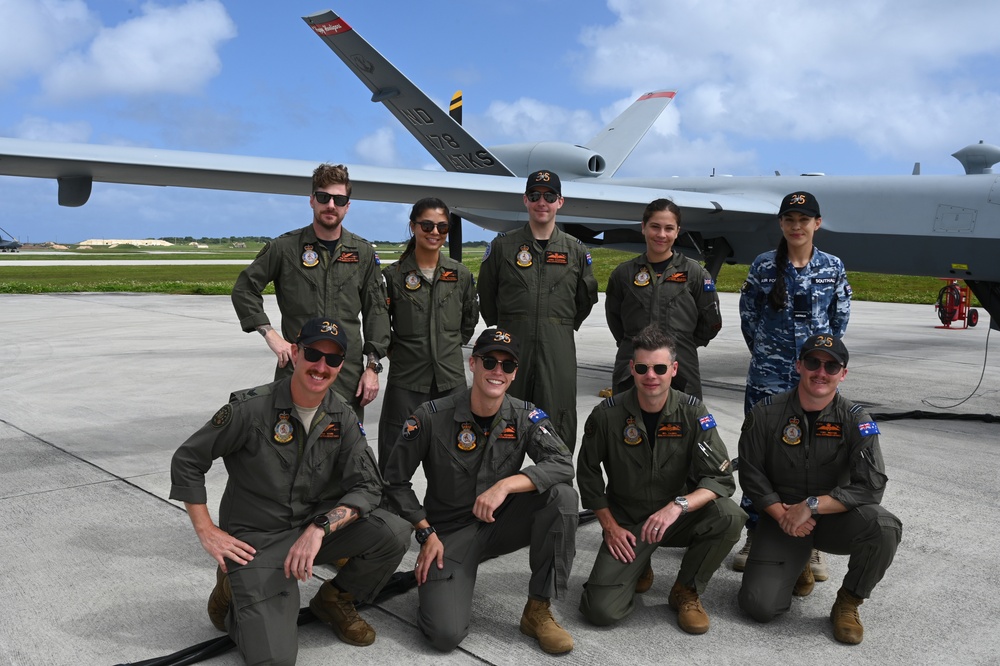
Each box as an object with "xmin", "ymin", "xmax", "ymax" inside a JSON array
[{"xmin": 739, "ymin": 248, "xmax": 851, "ymax": 413}]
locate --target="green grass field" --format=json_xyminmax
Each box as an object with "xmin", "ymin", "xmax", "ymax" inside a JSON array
[{"xmin": 0, "ymin": 245, "xmax": 971, "ymax": 305}]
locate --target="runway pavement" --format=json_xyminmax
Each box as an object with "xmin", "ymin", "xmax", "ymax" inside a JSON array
[{"xmin": 1, "ymin": 292, "xmax": 997, "ymax": 665}]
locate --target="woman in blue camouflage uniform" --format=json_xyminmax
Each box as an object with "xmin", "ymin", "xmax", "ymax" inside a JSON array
[
  {"xmin": 734, "ymin": 191, "xmax": 851, "ymax": 578},
  {"xmin": 377, "ymin": 198, "xmax": 479, "ymax": 472}
]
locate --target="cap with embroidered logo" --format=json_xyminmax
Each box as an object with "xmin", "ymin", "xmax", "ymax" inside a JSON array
[
  {"xmin": 778, "ymin": 191, "xmax": 821, "ymax": 218},
  {"xmin": 472, "ymin": 328, "xmax": 519, "ymax": 362},
  {"xmin": 525, "ymin": 170, "xmax": 561, "ymax": 195},
  {"xmin": 800, "ymin": 334, "xmax": 848, "ymax": 366},
  {"xmin": 296, "ymin": 317, "xmax": 348, "ymax": 352}
]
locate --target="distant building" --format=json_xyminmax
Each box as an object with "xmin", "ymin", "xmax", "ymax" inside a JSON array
[{"xmin": 78, "ymin": 239, "xmax": 174, "ymax": 247}]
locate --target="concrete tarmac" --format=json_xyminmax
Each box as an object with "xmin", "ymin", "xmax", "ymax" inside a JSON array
[{"xmin": 1, "ymin": 292, "xmax": 997, "ymax": 665}]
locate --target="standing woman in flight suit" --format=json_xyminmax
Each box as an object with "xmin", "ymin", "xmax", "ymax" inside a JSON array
[
  {"xmin": 377, "ymin": 198, "xmax": 480, "ymax": 471},
  {"xmin": 733, "ymin": 191, "xmax": 852, "ymax": 581}
]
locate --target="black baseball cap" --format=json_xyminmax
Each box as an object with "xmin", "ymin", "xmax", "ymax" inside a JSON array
[
  {"xmin": 525, "ymin": 170, "xmax": 561, "ymax": 195},
  {"xmin": 473, "ymin": 328, "xmax": 519, "ymax": 362},
  {"xmin": 778, "ymin": 191, "xmax": 821, "ymax": 218},
  {"xmin": 800, "ymin": 334, "xmax": 848, "ymax": 366},
  {"xmin": 296, "ymin": 317, "xmax": 348, "ymax": 353}
]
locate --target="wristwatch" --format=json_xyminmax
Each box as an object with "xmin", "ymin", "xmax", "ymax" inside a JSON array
[
  {"xmin": 806, "ymin": 496, "xmax": 820, "ymax": 516},
  {"xmin": 415, "ymin": 525, "xmax": 436, "ymax": 545},
  {"xmin": 673, "ymin": 496, "xmax": 689, "ymax": 515},
  {"xmin": 366, "ymin": 359, "xmax": 383, "ymax": 374},
  {"xmin": 312, "ymin": 514, "xmax": 331, "ymax": 536}
]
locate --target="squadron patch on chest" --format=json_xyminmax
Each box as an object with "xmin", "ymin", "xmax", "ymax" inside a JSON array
[
  {"xmin": 405, "ymin": 271, "xmax": 422, "ymax": 290},
  {"xmin": 319, "ymin": 422, "xmax": 341, "ymax": 439},
  {"xmin": 623, "ymin": 416, "xmax": 642, "ymax": 446},
  {"xmin": 301, "ymin": 244, "xmax": 319, "ymax": 268},
  {"xmin": 516, "ymin": 244, "xmax": 533, "ymax": 268},
  {"xmin": 457, "ymin": 423, "xmax": 478, "ymax": 451},
  {"xmin": 211, "ymin": 404, "xmax": 232, "ymax": 428},
  {"xmin": 274, "ymin": 412, "xmax": 294, "ymax": 444},
  {"xmin": 782, "ymin": 417, "xmax": 802, "ymax": 446},
  {"xmin": 657, "ymin": 422, "xmax": 684, "ymax": 438},
  {"xmin": 815, "ymin": 422, "xmax": 842, "ymax": 438},
  {"xmin": 634, "ymin": 269, "xmax": 651, "ymax": 287}
]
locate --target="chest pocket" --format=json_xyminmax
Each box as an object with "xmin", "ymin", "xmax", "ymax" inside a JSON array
[{"xmin": 391, "ymin": 285, "xmax": 430, "ymax": 337}]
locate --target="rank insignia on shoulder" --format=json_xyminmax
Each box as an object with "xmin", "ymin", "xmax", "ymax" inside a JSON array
[
  {"xmin": 703, "ymin": 278, "xmax": 716, "ymax": 292},
  {"xmin": 516, "ymin": 244, "xmax": 533, "ymax": 268},
  {"xmin": 497, "ymin": 424, "xmax": 517, "ymax": 440},
  {"xmin": 320, "ymin": 422, "xmax": 341, "ymax": 439},
  {"xmin": 657, "ymin": 422, "xmax": 684, "ymax": 438},
  {"xmin": 274, "ymin": 412, "xmax": 294, "ymax": 444},
  {"xmin": 337, "ymin": 251, "xmax": 359, "ymax": 263},
  {"xmin": 301, "ymin": 244, "xmax": 319, "ymax": 268},
  {"xmin": 698, "ymin": 414, "xmax": 717, "ymax": 430},
  {"xmin": 858, "ymin": 421, "xmax": 880, "ymax": 437},
  {"xmin": 211, "ymin": 403, "xmax": 232, "ymax": 428},
  {"xmin": 782, "ymin": 417, "xmax": 802, "ymax": 445},
  {"xmin": 633, "ymin": 269, "xmax": 651, "ymax": 287},
  {"xmin": 528, "ymin": 408, "xmax": 548, "ymax": 423},
  {"xmin": 816, "ymin": 422, "xmax": 843, "ymax": 438},
  {"xmin": 401, "ymin": 416, "xmax": 420, "ymax": 441},
  {"xmin": 457, "ymin": 423, "xmax": 477, "ymax": 451},
  {"xmin": 623, "ymin": 416, "xmax": 642, "ymax": 446},
  {"xmin": 405, "ymin": 271, "xmax": 422, "ymax": 290}
]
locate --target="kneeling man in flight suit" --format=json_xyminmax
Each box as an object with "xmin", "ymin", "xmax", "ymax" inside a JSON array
[
  {"xmin": 170, "ymin": 317, "xmax": 410, "ymax": 665},
  {"xmin": 738, "ymin": 334, "xmax": 901, "ymax": 645},
  {"xmin": 383, "ymin": 328, "xmax": 579, "ymax": 654},
  {"xmin": 577, "ymin": 325, "xmax": 744, "ymax": 634}
]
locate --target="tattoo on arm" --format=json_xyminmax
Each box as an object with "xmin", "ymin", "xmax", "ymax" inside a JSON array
[{"xmin": 326, "ymin": 505, "xmax": 359, "ymax": 532}]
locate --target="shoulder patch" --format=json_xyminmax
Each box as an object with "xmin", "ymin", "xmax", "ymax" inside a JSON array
[
  {"xmin": 586, "ymin": 251, "xmax": 593, "ymax": 265},
  {"xmin": 373, "ymin": 252, "xmax": 381, "ymax": 266},
  {"xmin": 584, "ymin": 415, "xmax": 596, "ymax": 438},
  {"xmin": 698, "ymin": 414, "xmax": 718, "ymax": 431},
  {"xmin": 703, "ymin": 277, "xmax": 716, "ymax": 292},
  {"xmin": 481, "ymin": 241, "xmax": 493, "ymax": 263},
  {"xmin": 858, "ymin": 421, "xmax": 880, "ymax": 437},
  {"xmin": 211, "ymin": 403, "xmax": 232, "ymax": 428},
  {"xmin": 401, "ymin": 416, "xmax": 420, "ymax": 440},
  {"xmin": 741, "ymin": 412, "xmax": 754, "ymax": 432},
  {"xmin": 528, "ymin": 408, "xmax": 549, "ymax": 423},
  {"xmin": 358, "ymin": 421, "xmax": 366, "ymax": 436}
]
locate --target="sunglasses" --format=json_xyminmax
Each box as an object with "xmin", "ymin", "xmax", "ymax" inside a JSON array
[
  {"xmin": 302, "ymin": 346, "xmax": 345, "ymax": 367},
  {"xmin": 526, "ymin": 191, "xmax": 559, "ymax": 203},
  {"xmin": 802, "ymin": 356, "xmax": 844, "ymax": 374},
  {"xmin": 416, "ymin": 220, "xmax": 450, "ymax": 234},
  {"xmin": 313, "ymin": 191, "xmax": 350, "ymax": 206},
  {"xmin": 633, "ymin": 363, "xmax": 670, "ymax": 375},
  {"xmin": 477, "ymin": 355, "xmax": 518, "ymax": 374}
]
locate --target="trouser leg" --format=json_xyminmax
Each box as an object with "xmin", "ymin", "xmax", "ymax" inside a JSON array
[
  {"xmin": 738, "ymin": 514, "xmax": 812, "ymax": 622},
  {"xmin": 812, "ymin": 504, "xmax": 902, "ymax": 598},
  {"xmin": 227, "ymin": 565, "xmax": 300, "ymax": 666},
  {"xmin": 417, "ymin": 526, "xmax": 481, "ymax": 652},
  {"xmin": 579, "ymin": 532, "xmax": 655, "ymax": 626},
  {"xmin": 315, "ymin": 508, "xmax": 411, "ymax": 603},
  {"xmin": 670, "ymin": 498, "xmax": 745, "ymax": 593}
]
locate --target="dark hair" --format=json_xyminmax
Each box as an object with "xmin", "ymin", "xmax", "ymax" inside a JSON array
[
  {"xmin": 399, "ymin": 197, "xmax": 451, "ymax": 261},
  {"xmin": 311, "ymin": 163, "xmax": 351, "ymax": 197},
  {"xmin": 768, "ymin": 236, "xmax": 789, "ymax": 311},
  {"xmin": 641, "ymin": 198, "xmax": 682, "ymax": 226},
  {"xmin": 631, "ymin": 324, "xmax": 677, "ymax": 361}
]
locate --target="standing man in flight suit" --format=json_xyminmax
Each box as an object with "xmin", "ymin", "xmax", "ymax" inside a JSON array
[
  {"xmin": 477, "ymin": 170, "xmax": 598, "ymax": 450},
  {"xmin": 170, "ymin": 317, "xmax": 410, "ymax": 664},
  {"xmin": 383, "ymin": 328, "xmax": 579, "ymax": 655},
  {"xmin": 605, "ymin": 198, "xmax": 722, "ymax": 399},
  {"xmin": 232, "ymin": 163, "xmax": 390, "ymax": 421}
]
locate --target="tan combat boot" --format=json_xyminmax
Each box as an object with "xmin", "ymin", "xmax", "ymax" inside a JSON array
[
  {"xmin": 519, "ymin": 598, "xmax": 574, "ymax": 654},
  {"xmin": 793, "ymin": 561, "xmax": 815, "ymax": 597},
  {"xmin": 810, "ymin": 548, "xmax": 829, "ymax": 581},
  {"xmin": 635, "ymin": 563, "xmax": 654, "ymax": 594},
  {"xmin": 831, "ymin": 587, "xmax": 865, "ymax": 644},
  {"xmin": 206, "ymin": 566, "xmax": 231, "ymax": 632},
  {"xmin": 668, "ymin": 582, "xmax": 710, "ymax": 634},
  {"xmin": 309, "ymin": 581, "xmax": 376, "ymax": 646},
  {"xmin": 732, "ymin": 533, "xmax": 752, "ymax": 572}
]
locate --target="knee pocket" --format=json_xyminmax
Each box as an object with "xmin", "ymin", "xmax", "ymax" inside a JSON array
[
  {"xmin": 229, "ymin": 567, "xmax": 298, "ymax": 665},
  {"xmin": 580, "ymin": 583, "xmax": 629, "ymax": 627}
]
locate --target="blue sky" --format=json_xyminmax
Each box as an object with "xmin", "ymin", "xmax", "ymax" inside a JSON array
[{"xmin": 4, "ymin": 0, "xmax": 1000, "ymax": 244}]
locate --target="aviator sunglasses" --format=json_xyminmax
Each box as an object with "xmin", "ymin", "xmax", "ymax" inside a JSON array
[
  {"xmin": 313, "ymin": 191, "xmax": 350, "ymax": 206},
  {"xmin": 416, "ymin": 220, "xmax": 451, "ymax": 234},
  {"xmin": 526, "ymin": 191, "xmax": 560, "ymax": 203},
  {"xmin": 633, "ymin": 363, "xmax": 670, "ymax": 375},
  {"xmin": 801, "ymin": 356, "xmax": 844, "ymax": 374},
  {"xmin": 477, "ymin": 355, "xmax": 518, "ymax": 374},
  {"xmin": 302, "ymin": 346, "xmax": 345, "ymax": 367}
]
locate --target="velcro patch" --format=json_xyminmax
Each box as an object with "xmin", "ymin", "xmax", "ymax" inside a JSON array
[
  {"xmin": 337, "ymin": 251, "xmax": 359, "ymax": 263},
  {"xmin": 545, "ymin": 251, "xmax": 568, "ymax": 265},
  {"xmin": 528, "ymin": 408, "xmax": 548, "ymax": 423},
  {"xmin": 815, "ymin": 422, "xmax": 842, "ymax": 438},
  {"xmin": 859, "ymin": 421, "xmax": 880, "ymax": 437},
  {"xmin": 439, "ymin": 269, "xmax": 459, "ymax": 282},
  {"xmin": 319, "ymin": 422, "xmax": 341, "ymax": 439},
  {"xmin": 699, "ymin": 414, "xmax": 717, "ymax": 431},
  {"xmin": 401, "ymin": 416, "xmax": 420, "ymax": 440},
  {"xmin": 497, "ymin": 424, "xmax": 517, "ymax": 440},
  {"xmin": 703, "ymin": 278, "xmax": 716, "ymax": 292},
  {"xmin": 211, "ymin": 404, "xmax": 232, "ymax": 428},
  {"xmin": 657, "ymin": 422, "xmax": 684, "ymax": 438},
  {"xmin": 665, "ymin": 272, "xmax": 688, "ymax": 283}
]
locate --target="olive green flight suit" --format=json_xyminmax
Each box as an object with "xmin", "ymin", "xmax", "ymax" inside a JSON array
[
  {"xmin": 231, "ymin": 226, "xmax": 390, "ymax": 416},
  {"xmin": 477, "ymin": 224, "xmax": 598, "ymax": 450},
  {"xmin": 577, "ymin": 387, "xmax": 744, "ymax": 625},
  {"xmin": 605, "ymin": 251, "xmax": 721, "ymax": 398},
  {"xmin": 737, "ymin": 389, "xmax": 902, "ymax": 622},
  {"xmin": 170, "ymin": 378, "xmax": 410, "ymax": 665},
  {"xmin": 383, "ymin": 389, "xmax": 578, "ymax": 652},
  {"xmin": 377, "ymin": 253, "xmax": 479, "ymax": 470}
]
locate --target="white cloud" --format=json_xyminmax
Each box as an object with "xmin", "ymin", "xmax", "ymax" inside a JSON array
[
  {"xmin": 354, "ymin": 127, "xmax": 400, "ymax": 167},
  {"xmin": 482, "ymin": 98, "xmax": 602, "ymax": 143},
  {"xmin": 14, "ymin": 116, "xmax": 92, "ymax": 142},
  {"xmin": 41, "ymin": 0, "xmax": 237, "ymax": 100},
  {"xmin": 0, "ymin": 0, "xmax": 96, "ymax": 89}
]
